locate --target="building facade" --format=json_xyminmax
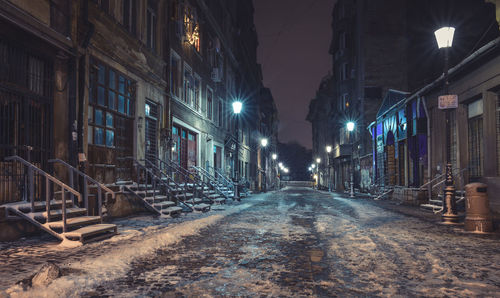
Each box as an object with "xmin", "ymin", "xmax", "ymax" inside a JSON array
[{"xmin": 0, "ymin": 0, "xmax": 277, "ymax": 240}]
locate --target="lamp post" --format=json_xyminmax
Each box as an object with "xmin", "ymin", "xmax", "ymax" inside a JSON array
[
  {"xmin": 326, "ymin": 145, "xmax": 332, "ymax": 192},
  {"xmin": 311, "ymin": 163, "xmax": 316, "ymax": 188},
  {"xmin": 315, "ymin": 158, "xmax": 321, "ymax": 189},
  {"xmin": 347, "ymin": 121, "xmax": 355, "ymax": 198},
  {"xmin": 272, "ymin": 153, "xmax": 278, "ymax": 189},
  {"xmin": 232, "ymin": 101, "xmax": 242, "ymax": 201},
  {"xmin": 261, "ymin": 138, "xmax": 268, "ymax": 192},
  {"xmin": 435, "ymin": 26, "xmax": 459, "ymax": 224}
]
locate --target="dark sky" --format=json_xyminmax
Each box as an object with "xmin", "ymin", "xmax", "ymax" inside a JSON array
[{"xmin": 254, "ymin": 0, "xmax": 335, "ymax": 149}]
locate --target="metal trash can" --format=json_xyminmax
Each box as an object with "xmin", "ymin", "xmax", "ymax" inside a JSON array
[{"xmin": 464, "ymin": 183, "xmax": 493, "ymax": 233}]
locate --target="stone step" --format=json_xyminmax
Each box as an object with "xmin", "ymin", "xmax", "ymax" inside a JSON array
[
  {"xmin": 162, "ymin": 206, "xmax": 183, "ymax": 216},
  {"xmin": 14, "ymin": 199, "xmax": 74, "ymax": 213},
  {"xmin": 63, "ymin": 224, "xmax": 117, "ymax": 243},
  {"xmin": 35, "ymin": 207, "xmax": 87, "ymax": 220},
  {"xmin": 135, "ymin": 189, "xmax": 162, "ymax": 196},
  {"xmin": 193, "ymin": 203, "xmax": 210, "ymax": 212},
  {"xmin": 47, "ymin": 216, "xmax": 101, "ymax": 229},
  {"xmin": 208, "ymin": 194, "xmax": 220, "ymax": 199},
  {"xmin": 429, "ymin": 199, "xmax": 443, "ymax": 206},
  {"xmin": 144, "ymin": 195, "xmax": 169, "ymax": 204},
  {"xmin": 420, "ymin": 204, "xmax": 442, "ymax": 212},
  {"xmin": 175, "ymin": 193, "xmax": 194, "ymax": 199},
  {"xmin": 115, "ymin": 180, "xmax": 134, "ymax": 186},
  {"xmin": 152, "ymin": 201, "xmax": 176, "ymax": 209},
  {"xmin": 214, "ymin": 198, "xmax": 226, "ymax": 204}
]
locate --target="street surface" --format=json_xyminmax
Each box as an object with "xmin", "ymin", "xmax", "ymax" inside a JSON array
[{"xmin": 3, "ymin": 187, "xmax": 500, "ymax": 297}]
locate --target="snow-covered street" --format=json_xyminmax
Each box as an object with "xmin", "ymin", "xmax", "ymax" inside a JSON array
[{"xmin": 3, "ymin": 186, "xmax": 500, "ymax": 297}]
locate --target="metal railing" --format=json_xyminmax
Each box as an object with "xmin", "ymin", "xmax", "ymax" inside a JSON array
[
  {"xmin": 207, "ymin": 165, "xmax": 234, "ymax": 192},
  {"xmin": 153, "ymin": 157, "xmax": 215, "ymax": 203},
  {"xmin": 118, "ymin": 157, "xmax": 193, "ymax": 212},
  {"xmin": 48, "ymin": 159, "xmax": 115, "ymax": 222},
  {"xmin": 191, "ymin": 165, "xmax": 231, "ymax": 200},
  {"xmin": 5, "ymin": 156, "xmax": 81, "ymax": 233}
]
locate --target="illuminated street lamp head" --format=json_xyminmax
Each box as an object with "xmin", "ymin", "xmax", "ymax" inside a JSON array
[
  {"xmin": 326, "ymin": 145, "xmax": 332, "ymax": 153},
  {"xmin": 284, "ymin": 168, "xmax": 289, "ymax": 173},
  {"xmin": 272, "ymin": 153, "xmax": 277, "ymax": 160},
  {"xmin": 316, "ymin": 158, "xmax": 321, "ymax": 164},
  {"xmin": 434, "ymin": 27, "xmax": 455, "ymax": 49},
  {"xmin": 308, "ymin": 167, "xmax": 312, "ymax": 171},
  {"xmin": 346, "ymin": 121, "xmax": 355, "ymax": 132},
  {"xmin": 232, "ymin": 101, "xmax": 242, "ymax": 114},
  {"xmin": 311, "ymin": 164, "xmax": 315, "ymax": 169},
  {"xmin": 261, "ymin": 138, "xmax": 268, "ymax": 147},
  {"xmin": 278, "ymin": 162, "xmax": 283, "ymax": 168}
]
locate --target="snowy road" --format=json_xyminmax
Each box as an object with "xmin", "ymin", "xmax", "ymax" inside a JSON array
[{"xmin": 5, "ymin": 186, "xmax": 500, "ymax": 297}]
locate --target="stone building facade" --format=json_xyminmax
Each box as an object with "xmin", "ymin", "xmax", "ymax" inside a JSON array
[{"xmin": 0, "ymin": 0, "xmax": 277, "ymax": 240}]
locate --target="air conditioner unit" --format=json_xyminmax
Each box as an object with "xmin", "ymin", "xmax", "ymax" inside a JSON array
[{"xmin": 211, "ymin": 68, "xmax": 222, "ymax": 82}]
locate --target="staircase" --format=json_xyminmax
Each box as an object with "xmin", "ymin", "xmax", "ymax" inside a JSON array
[
  {"xmin": 419, "ymin": 168, "xmax": 467, "ymax": 213},
  {"xmin": 2, "ymin": 156, "xmax": 117, "ymax": 244},
  {"xmin": 156, "ymin": 158, "xmax": 229, "ymax": 206},
  {"xmin": 420, "ymin": 190, "xmax": 466, "ymax": 213},
  {"xmin": 191, "ymin": 165, "xmax": 235, "ymax": 201}
]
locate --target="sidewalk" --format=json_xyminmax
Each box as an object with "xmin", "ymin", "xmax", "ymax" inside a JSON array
[
  {"xmin": 320, "ymin": 189, "xmax": 500, "ymax": 233},
  {"xmin": 0, "ymin": 195, "xmax": 265, "ymax": 293}
]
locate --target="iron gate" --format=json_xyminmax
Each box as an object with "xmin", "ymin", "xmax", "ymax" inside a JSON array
[{"xmin": 0, "ymin": 38, "xmax": 53, "ymax": 203}]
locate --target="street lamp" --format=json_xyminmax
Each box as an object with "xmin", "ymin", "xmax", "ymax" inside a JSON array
[
  {"xmin": 232, "ymin": 101, "xmax": 242, "ymax": 201},
  {"xmin": 347, "ymin": 121, "xmax": 355, "ymax": 198},
  {"xmin": 326, "ymin": 145, "xmax": 332, "ymax": 192},
  {"xmin": 272, "ymin": 153, "xmax": 277, "ymax": 160},
  {"xmin": 260, "ymin": 138, "xmax": 268, "ymax": 192},
  {"xmin": 435, "ymin": 26, "xmax": 458, "ymax": 224}
]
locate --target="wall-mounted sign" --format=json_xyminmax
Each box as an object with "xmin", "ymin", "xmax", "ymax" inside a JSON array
[{"xmin": 438, "ymin": 95, "xmax": 458, "ymax": 109}]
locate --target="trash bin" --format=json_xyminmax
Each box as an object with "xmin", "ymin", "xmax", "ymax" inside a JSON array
[{"xmin": 464, "ymin": 183, "xmax": 493, "ymax": 233}]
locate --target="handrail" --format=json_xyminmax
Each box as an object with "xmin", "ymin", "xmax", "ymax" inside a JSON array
[
  {"xmin": 118, "ymin": 157, "xmax": 193, "ymax": 212},
  {"xmin": 48, "ymin": 158, "xmax": 115, "ymax": 222},
  {"xmin": 430, "ymin": 167, "xmax": 467, "ymax": 191},
  {"xmin": 153, "ymin": 157, "xmax": 214, "ymax": 202},
  {"xmin": 5, "ymin": 156, "xmax": 81, "ymax": 233},
  {"xmin": 143, "ymin": 159, "xmax": 207, "ymax": 204},
  {"xmin": 191, "ymin": 165, "xmax": 231, "ymax": 200},
  {"xmin": 207, "ymin": 165, "xmax": 234, "ymax": 191}
]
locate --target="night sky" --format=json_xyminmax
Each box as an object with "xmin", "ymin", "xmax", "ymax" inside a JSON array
[{"xmin": 254, "ymin": 0, "xmax": 335, "ymax": 149}]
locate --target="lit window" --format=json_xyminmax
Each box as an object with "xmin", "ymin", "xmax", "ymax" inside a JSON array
[{"xmin": 184, "ymin": 5, "xmax": 200, "ymax": 52}]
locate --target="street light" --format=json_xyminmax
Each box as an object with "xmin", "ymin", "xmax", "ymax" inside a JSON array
[
  {"xmin": 272, "ymin": 153, "xmax": 277, "ymax": 160},
  {"xmin": 232, "ymin": 100, "xmax": 243, "ymax": 201},
  {"xmin": 260, "ymin": 138, "xmax": 268, "ymax": 192},
  {"xmin": 435, "ymin": 26, "xmax": 458, "ymax": 224},
  {"xmin": 347, "ymin": 121, "xmax": 355, "ymax": 198},
  {"xmin": 326, "ymin": 145, "xmax": 332, "ymax": 192}
]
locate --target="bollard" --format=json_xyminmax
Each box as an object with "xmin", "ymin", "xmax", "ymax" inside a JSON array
[{"xmin": 464, "ymin": 183, "xmax": 493, "ymax": 233}]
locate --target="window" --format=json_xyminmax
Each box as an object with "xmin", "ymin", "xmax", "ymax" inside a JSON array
[
  {"xmin": 339, "ymin": 32, "xmax": 346, "ymax": 49},
  {"xmin": 184, "ymin": 4, "xmax": 200, "ymax": 52},
  {"xmin": 50, "ymin": 0, "xmax": 70, "ymax": 36},
  {"xmin": 123, "ymin": 0, "xmax": 137, "ymax": 35},
  {"xmin": 468, "ymin": 99, "xmax": 484, "ymax": 178},
  {"xmin": 341, "ymin": 63, "xmax": 350, "ymax": 80},
  {"xmin": 194, "ymin": 74, "xmax": 201, "ymax": 111},
  {"xmin": 216, "ymin": 98, "xmax": 223, "ymax": 127},
  {"xmin": 183, "ymin": 64, "xmax": 194, "ymax": 105},
  {"xmin": 170, "ymin": 52, "xmax": 181, "ymax": 98},
  {"xmin": 88, "ymin": 60, "xmax": 135, "ymax": 148},
  {"xmin": 146, "ymin": 0, "xmax": 157, "ymax": 50},
  {"xmin": 218, "ymin": 99, "xmax": 223, "ymax": 128},
  {"xmin": 207, "ymin": 88, "xmax": 213, "ymax": 120},
  {"xmin": 339, "ymin": 93, "xmax": 349, "ymax": 111}
]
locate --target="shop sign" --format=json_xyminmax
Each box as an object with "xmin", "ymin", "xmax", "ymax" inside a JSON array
[{"xmin": 438, "ymin": 95, "xmax": 458, "ymax": 109}]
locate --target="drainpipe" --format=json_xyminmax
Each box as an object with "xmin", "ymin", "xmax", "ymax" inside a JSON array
[
  {"xmin": 421, "ymin": 96, "xmax": 432, "ymax": 198},
  {"xmin": 77, "ymin": 0, "xmax": 94, "ymax": 172}
]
